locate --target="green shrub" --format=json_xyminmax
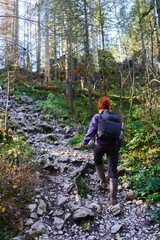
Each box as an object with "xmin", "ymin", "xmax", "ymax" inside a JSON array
[{"xmin": 120, "ymin": 116, "xmax": 160, "ymax": 205}]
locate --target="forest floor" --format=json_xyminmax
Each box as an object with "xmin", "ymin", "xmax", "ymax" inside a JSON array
[{"xmin": 1, "ymin": 90, "xmax": 160, "ymax": 240}]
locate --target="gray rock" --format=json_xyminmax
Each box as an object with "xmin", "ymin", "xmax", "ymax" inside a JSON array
[
  {"xmin": 122, "ymin": 181, "xmax": 130, "ymax": 189},
  {"xmin": 37, "ymin": 199, "xmax": 47, "ymax": 216},
  {"xmin": 58, "ymin": 230, "xmax": 64, "ymax": 235},
  {"xmin": 54, "ymin": 141, "xmax": 60, "ymax": 146},
  {"xmin": 59, "ymin": 163, "xmax": 68, "ymax": 173},
  {"xmin": 30, "ymin": 220, "xmax": 48, "ymax": 234},
  {"xmin": 20, "ymin": 96, "xmax": 33, "ymax": 104},
  {"xmin": 86, "ymin": 202, "xmax": 102, "ymax": 213},
  {"xmin": 38, "ymin": 234, "xmax": 49, "ymax": 240},
  {"xmin": 117, "ymin": 165, "xmax": 126, "ymax": 176},
  {"xmin": 64, "ymin": 212, "xmax": 71, "ymax": 221},
  {"xmin": 151, "ymin": 237, "xmax": 158, "ymax": 240},
  {"xmin": 35, "ymin": 194, "xmax": 41, "ymax": 199},
  {"xmin": 67, "ymin": 202, "xmax": 79, "ymax": 212},
  {"xmin": 34, "ymin": 188, "xmax": 42, "ymax": 193},
  {"xmin": 43, "ymin": 161, "xmax": 55, "ymax": 171},
  {"xmin": 39, "ymin": 122, "xmax": 53, "ymax": 133},
  {"xmin": 87, "ymin": 236, "xmax": 96, "ymax": 240},
  {"xmin": 53, "ymin": 210, "xmax": 64, "ymax": 216},
  {"xmin": 136, "ymin": 200, "xmax": 143, "ymax": 206},
  {"xmin": 73, "ymin": 207, "xmax": 94, "ymax": 220},
  {"xmin": 58, "ymin": 196, "xmax": 69, "ymax": 206},
  {"xmin": 25, "ymin": 218, "xmax": 34, "ymax": 226},
  {"xmin": 53, "ymin": 217, "xmax": 65, "ymax": 230},
  {"xmin": 58, "ymin": 156, "xmax": 69, "ymax": 163},
  {"xmin": 45, "ymin": 134, "xmax": 57, "ymax": 141},
  {"xmin": 30, "ymin": 212, "xmax": 38, "ymax": 220},
  {"xmin": 47, "ymin": 175, "xmax": 55, "ymax": 182},
  {"xmin": 111, "ymin": 223, "xmax": 123, "ymax": 234},
  {"xmin": 28, "ymin": 204, "xmax": 37, "ymax": 213},
  {"xmin": 12, "ymin": 237, "xmax": 21, "ymax": 240},
  {"xmin": 111, "ymin": 203, "xmax": 122, "ymax": 216},
  {"xmin": 64, "ymin": 126, "xmax": 70, "ymax": 133},
  {"xmin": 17, "ymin": 112, "xmax": 25, "ymax": 120},
  {"xmin": 118, "ymin": 185, "xmax": 123, "ymax": 192}
]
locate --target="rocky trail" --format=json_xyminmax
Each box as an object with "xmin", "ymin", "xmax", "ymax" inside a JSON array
[{"xmin": 1, "ymin": 91, "xmax": 160, "ymax": 240}]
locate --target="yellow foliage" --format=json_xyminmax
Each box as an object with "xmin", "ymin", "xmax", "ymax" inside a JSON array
[{"xmin": 0, "ymin": 206, "xmax": 5, "ymax": 212}]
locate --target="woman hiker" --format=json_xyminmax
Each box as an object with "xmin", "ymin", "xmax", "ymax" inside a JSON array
[{"xmin": 80, "ymin": 96, "xmax": 123, "ymax": 209}]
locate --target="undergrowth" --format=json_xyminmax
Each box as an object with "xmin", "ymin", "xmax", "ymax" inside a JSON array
[
  {"xmin": 120, "ymin": 114, "xmax": 160, "ymax": 221},
  {"xmin": 0, "ymin": 120, "xmax": 38, "ymax": 239}
]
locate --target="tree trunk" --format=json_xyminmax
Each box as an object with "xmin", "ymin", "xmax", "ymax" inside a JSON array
[
  {"xmin": 64, "ymin": 0, "xmax": 73, "ymax": 115},
  {"xmin": 89, "ymin": 0, "xmax": 100, "ymax": 90},
  {"xmin": 45, "ymin": 0, "xmax": 51, "ymax": 87},
  {"xmin": 37, "ymin": 0, "xmax": 41, "ymax": 78},
  {"xmin": 23, "ymin": 16, "xmax": 26, "ymax": 69},
  {"xmin": 29, "ymin": 0, "xmax": 32, "ymax": 71},
  {"xmin": 156, "ymin": 0, "xmax": 160, "ymax": 28},
  {"xmin": 137, "ymin": 0, "xmax": 147, "ymax": 66},
  {"xmin": 88, "ymin": 0, "xmax": 99, "ymax": 71},
  {"xmin": 84, "ymin": 0, "xmax": 93, "ymax": 117},
  {"xmin": 153, "ymin": 2, "xmax": 160, "ymax": 72},
  {"xmin": 53, "ymin": 14, "xmax": 57, "ymax": 81},
  {"xmin": 14, "ymin": 0, "xmax": 19, "ymax": 65},
  {"xmin": 4, "ymin": 2, "xmax": 9, "ymax": 70},
  {"xmin": 98, "ymin": 0, "xmax": 106, "ymax": 95},
  {"xmin": 27, "ymin": 2, "xmax": 30, "ymax": 70}
]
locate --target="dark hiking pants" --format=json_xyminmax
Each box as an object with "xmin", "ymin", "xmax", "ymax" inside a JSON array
[{"xmin": 94, "ymin": 144, "xmax": 119, "ymax": 178}]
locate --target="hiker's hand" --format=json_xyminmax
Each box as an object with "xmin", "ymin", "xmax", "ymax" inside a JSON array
[{"xmin": 80, "ymin": 142, "xmax": 84, "ymax": 148}]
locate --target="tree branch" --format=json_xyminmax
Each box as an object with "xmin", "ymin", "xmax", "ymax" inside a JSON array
[
  {"xmin": 139, "ymin": 4, "xmax": 154, "ymax": 23},
  {"xmin": 0, "ymin": 15, "xmax": 42, "ymax": 24}
]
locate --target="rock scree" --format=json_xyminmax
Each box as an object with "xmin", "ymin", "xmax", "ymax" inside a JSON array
[{"xmin": 1, "ymin": 91, "xmax": 160, "ymax": 240}]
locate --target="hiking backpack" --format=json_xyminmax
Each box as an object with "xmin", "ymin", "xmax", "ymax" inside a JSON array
[{"xmin": 97, "ymin": 109, "xmax": 122, "ymax": 142}]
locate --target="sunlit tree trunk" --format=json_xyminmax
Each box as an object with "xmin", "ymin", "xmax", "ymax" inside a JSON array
[
  {"xmin": 53, "ymin": 13, "xmax": 57, "ymax": 81},
  {"xmin": 89, "ymin": 0, "xmax": 100, "ymax": 90},
  {"xmin": 4, "ymin": 1, "xmax": 9, "ymax": 70},
  {"xmin": 156, "ymin": 0, "xmax": 160, "ymax": 28},
  {"xmin": 11, "ymin": 0, "xmax": 15, "ymax": 61},
  {"xmin": 88, "ymin": 0, "xmax": 99, "ymax": 70},
  {"xmin": 29, "ymin": 0, "xmax": 32, "ymax": 71},
  {"xmin": 84, "ymin": 0, "xmax": 93, "ymax": 117},
  {"xmin": 23, "ymin": 15, "xmax": 26, "ymax": 69},
  {"xmin": 44, "ymin": 0, "xmax": 51, "ymax": 86},
  {"xmin": 14, "ymin": 0, "xmax": 19, "ymax": 65},
  {"xmin": 136, "ymin": 0, "xmax": 147, "ymax": 65},
  {"xmin": 64, "ymin": 0, "xmax": 73, "ymax": 115},
  {"xmin": 37, "ymin": 0, "xmax": 41, "ymax": 78},
  {"xmin": 154, "ymin": 1, "xmax": 160, "ymax": 71},
  {"xmin": 98, "ymin": 0, "xmax": 106, "ymax": 95},
  {"xmin": 27, "ymin": 2, "xmax": 30, "ymax": 70}
]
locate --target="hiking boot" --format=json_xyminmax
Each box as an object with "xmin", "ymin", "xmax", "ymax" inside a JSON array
[
  {"xmin": 95, "ymin": 165, "xmax": 106, "ymax": 189},
  {"xmin": 108, "ymin": 178, "xmax": 118, "ymax": 208}
]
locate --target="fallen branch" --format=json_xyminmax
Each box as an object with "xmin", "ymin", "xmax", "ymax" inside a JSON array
[{"xmin": 33, "ymin": 85, "xmax": 55, "ymax": 90}]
